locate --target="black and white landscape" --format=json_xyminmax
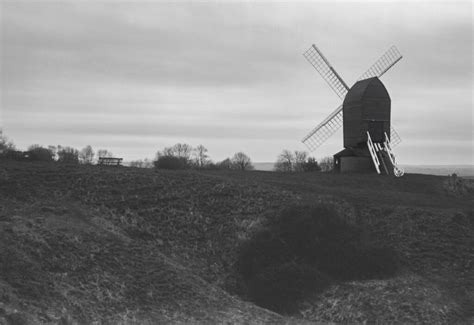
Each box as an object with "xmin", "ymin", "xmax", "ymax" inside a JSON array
[{"xmin": 0, "ymin": 1, "xmax": 473, "ymax": 324}]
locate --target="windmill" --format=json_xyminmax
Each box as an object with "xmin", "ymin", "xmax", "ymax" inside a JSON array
[{"xmin": 301, "ymin": 44, "xmax": 404, "ymax": 177}]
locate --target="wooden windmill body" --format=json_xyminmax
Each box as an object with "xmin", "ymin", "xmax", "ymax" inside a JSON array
[{"xmin": 301, "ymin": 45, "xmax": 404, "ymax": 176}]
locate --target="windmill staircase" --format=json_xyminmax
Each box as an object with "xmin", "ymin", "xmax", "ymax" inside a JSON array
[{"xmin": 367, "ymin": 132, "xmax": 404, "ymax": 177}]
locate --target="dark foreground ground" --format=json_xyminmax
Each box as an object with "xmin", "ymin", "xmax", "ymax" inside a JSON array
[{"xmin": 0, "ymin": 162, "xmax": 473, "ymax": 324}]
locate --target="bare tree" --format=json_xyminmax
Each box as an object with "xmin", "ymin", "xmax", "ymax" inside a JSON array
[
  {"xmin": 319, "ymin": 156, "xmax": 334, "ymax": 172},
  {"xmin": 142, "ymin": 158, "xmax": 153, "ymax": 168},
  {"xmin": 194, "ymin": 144, "xmax": 209, "ymax": 168},
  {"xmin": 97, "ymin": 149, "xmax": 113, "ymax": 158},
  {"xmin": 129, "ymin": 160, "xmax": 144, "ymax": 168},
  {"xmin": 294, "ymin": 150, "xmax": 308, "ymax": 172},
  {"xmin": 173, "ymin": 143, "xmax": 193, "ymax": 159},
  {"xmin": 158, "ymin": 143, "xmax": 193, "ymax": 159},
  {"xmin": 274, "ymin": 150, "xmax": 294, "ymax": 172},
  {"xmin": 57, "ymin": 146, "xmax": 79, "ymax": 164},
  {"xmin": 231, "ymin": 152, "xmax": 254, "ymax": 171},
  {"xmin": 159, "ymin": 146, "xmax": 174, "ymax": 157},
  {"xmin": 217, "ymin": 158, "xmax": 232, "ymax": 170},
  {"xmin": 48, "ymin": 145, "xmax": 58, "ymax": 160},
  {"xmin": 156, "ymin": 143, "xmax": 194, "ymax": 168},
  {"xmin": 0, "ymin": 129, "xmax": 15, "ymax": 154},
  {"xmin": 79, "ymin": 145, "xmax": 95, "ymax": 164}
]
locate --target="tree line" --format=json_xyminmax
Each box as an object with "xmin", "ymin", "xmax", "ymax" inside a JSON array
[
  {"xmin": 0, "ymin": 130, "xmax": 114, "ymax": 165},
  {"xmin": 154, "ymin": 143, "xmax": 254, "ymax": 171},
  {"xmin": 0, "ymin": 129, "xmax": 333, "ymax": 171}
]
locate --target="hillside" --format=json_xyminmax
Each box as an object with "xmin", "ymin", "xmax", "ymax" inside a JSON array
[{"xmin": 0, "ymin": 162, "xmax": 473, "ymax": 324}]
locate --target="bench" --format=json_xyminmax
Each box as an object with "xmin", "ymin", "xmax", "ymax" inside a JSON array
[{"xmin": 98, "ymin": 157, "xmax": 123, "ymax": 166}]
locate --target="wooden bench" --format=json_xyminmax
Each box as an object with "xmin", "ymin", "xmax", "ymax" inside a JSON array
[{"xmin": 98, "ymin": 157, "xmax": 123, "ymax": 166}]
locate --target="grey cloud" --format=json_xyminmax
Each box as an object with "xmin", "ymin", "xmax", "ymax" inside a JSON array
[{"xmin": 1, "ymin": 1, "xmax": 472, "ymax": 164}]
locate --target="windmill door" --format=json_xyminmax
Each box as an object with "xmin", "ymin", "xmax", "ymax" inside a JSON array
[{"xmin": 368, "ymin": 121, "xmax": 384, "ymax": 143}]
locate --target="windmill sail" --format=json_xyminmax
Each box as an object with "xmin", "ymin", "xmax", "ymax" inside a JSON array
[
  {"xmin": 357, "ymin": 46, "xmax": 403, "ymax": 81},
  {"xmin": 302, "ymin": 105, "xmax": 343, "ymax": 151},
  {"xmin": 303, "ymin": 45, "xmax": 349, "ymax": 99},
  {"xmin": 302, "ymin": 45, "xmax": 403, "ymax": 151},
  {"xmin": 389, "ymin": 125, "xmax": 401, "ymax": 146}
]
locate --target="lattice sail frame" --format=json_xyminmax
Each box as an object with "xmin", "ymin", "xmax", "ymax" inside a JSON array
[
  {"xmin": 302, "ymin": 45, "xmax": 403, "ymax": 151},
  {"xmin": 303, "ymin": 45, "xmax": 349, "ymax": 99}
]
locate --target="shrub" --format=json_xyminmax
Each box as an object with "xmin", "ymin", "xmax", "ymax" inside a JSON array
[
  {"xmin": 216, "ymin": 158, "xmax": 233, "ymax": 170},
  {"xmin": 302, "ymin": 157, "xmax": 321, "ymax": 172},
  {"xmin": 237, "ymin": 203, "xmax": 398, "ymax": 313},
  {"xmin": 154, "ymin": 155, "xmax": 187, "ymax": 170},
  {"xmin": 27, "ymin": 146, "xmax": 54, "ymax": 162},
  {"xmin": 248, "ymin": 262, "xmax": 331, "ymax": 313}
]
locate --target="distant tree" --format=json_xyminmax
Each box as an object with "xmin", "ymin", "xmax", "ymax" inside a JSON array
[
  {"xmin": 79, "ymin": 145, "xmax": 95, "ymax": 164},
  {"xmin": 97, "ymin": 149, "xmax": 113, "ymax": 158},
  {"xmin": 302, "ymin": 157, "xmax": 321, "ymax": 172},
  {"xmin": 48, "ymin": 145, "xmax": 58, "ymax": 161},
  {"xmin": 319, "ymin": 156, "xmax": 334, "ymax": 172},
  {"xmin": 129, "ymin": 160, "xmax": 144, "ymax": 168},
  {"xmin": 0, "ymin": 129, "xmax": 15, "ymax": 155},
  {"xmin": 231, "ymin": 152, "xmax": 254, "ymax": 171},
  {"xmin": 173, "ymin": 143, "xmax": 193, "ymax": 160},
  {"xmin": 57, "ymin": 146, "xmax": 79, "ymax": 164},
  {"xmin": 274, "ymin": 150, "xmax": 294, "ymax": 172},
  {"xmin": 217, "ymin": 158, "xmax": 233, "ymax": 170},
  {"xmin": 161, "ymin": 146, "xmax": 174, "ymax": 157},
  {"xmin": 293, "ymin": 151, "xmax": 308, "ymax": 172},
  {"xmin": 129, "ymin": 159, "xmax": 153, "ymax": 168},
  {"xmin": 193, "ymin": 144, "xmax": 209, "ymax": 169},
  {"xmin": 155, "ymin": 143, "xmax": 193, "ymax": 168},
  {"xmin": 27, "ymin": 144, "xmax": 54, "ymax": 162},
  {"xmin": 274, "ymin": 150, "xmax": 311, "ymax": 172},
  {"xmin": 142, "ymin": 158, "xmax": 153, "ymax": 168}
]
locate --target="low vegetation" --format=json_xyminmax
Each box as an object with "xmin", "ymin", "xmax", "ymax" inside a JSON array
[{"xmin": 238, "ymin": 204, "xmax": 398, "ymax": 313}]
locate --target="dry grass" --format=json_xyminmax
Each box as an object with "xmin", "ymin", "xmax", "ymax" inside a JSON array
[{"xmin": 0, "ymin": 161, "xmax": 472, "ymax": 323}]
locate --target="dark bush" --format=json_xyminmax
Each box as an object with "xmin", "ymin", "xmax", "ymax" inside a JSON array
[
  {"xmin": 27, "ymin": 147, "xmax": 54, "ymax": 162},
  {"xmin": 154, "ymin": 155, "xmax": 187, "ymax": 170},
  {"xmin": 248, "ymin": 262, "xmax": 331, "ymax": 313},
  {"xmin": 216, "ymin": 158, "xmax": 233, "ymax": 170},
  {"xmin": 0, "ymin": 150, "xmax": 26, "ymax": 161},
  {"xmin": 238, "ymin": 229, "xmax": 292, "ymax": 281},
  {"xmin": 237, "ymin": 204, "xmax": 398, "ymax": 313},
  {"xmin": 302, "ymin": 157, "xmax": 321, "ymax": 172}
]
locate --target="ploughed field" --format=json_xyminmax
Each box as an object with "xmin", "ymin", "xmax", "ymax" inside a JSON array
[{"xmin": 0, "ymin": 162, "xmax": 473, "ymax": 324}]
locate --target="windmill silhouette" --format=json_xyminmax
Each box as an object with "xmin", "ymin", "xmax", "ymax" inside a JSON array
[{"xmin": 301, "ymin": 45, "xmax": 404, "ymax": 176}]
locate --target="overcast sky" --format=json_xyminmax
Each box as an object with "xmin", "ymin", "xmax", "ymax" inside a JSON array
[{"xmin": 1, "ymin": 0, "xmax": 472, "ymax": 164}]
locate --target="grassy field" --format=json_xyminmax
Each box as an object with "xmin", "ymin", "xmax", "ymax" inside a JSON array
[{"xmin": 0, "ymin": 162, "xmax": 473, "ymax": 324}]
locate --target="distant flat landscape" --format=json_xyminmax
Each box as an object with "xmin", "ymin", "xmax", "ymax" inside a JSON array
[{"xmin": 253, "ymin": 162, "xmax": 474, "ymax": 177}]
